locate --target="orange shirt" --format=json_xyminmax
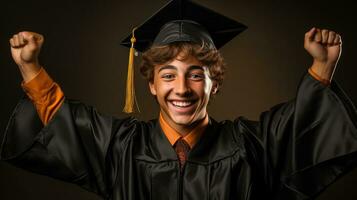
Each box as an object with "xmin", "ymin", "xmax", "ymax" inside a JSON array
[
  {"xmin": 159, "ymin": 113, "xmax": 209, "ymax": 148},
  {"xmin": 22, "ymin": 67, "xmax": 328, "ymax": 147}
]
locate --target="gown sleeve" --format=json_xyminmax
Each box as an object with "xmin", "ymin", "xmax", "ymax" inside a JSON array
[
  {"xmin": 238, "ymin": 73, "xmax": 357, "ymax": 199},
  {"xmin": 0, "ymin": 97, "xmax": 136, "ymax": 199}
]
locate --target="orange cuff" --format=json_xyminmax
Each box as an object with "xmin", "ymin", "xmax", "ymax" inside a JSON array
[
  {"xmin": 22, "ymin": 68, "xmax": 65, "ymax": 125},
  {"xmin": 308, "ymin": 68, "xmax": 331, "ymax": 86},
  {"xmin": 22, "ymin": 68, "xmax": 54, "ymax": 101}
]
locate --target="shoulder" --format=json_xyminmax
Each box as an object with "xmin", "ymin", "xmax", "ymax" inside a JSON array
[
  {"xmin": 111, "ymin": 117, "xmax": 155, "ymax": 140},
  {"xmin": 234, "ymin": 117, "xmax": 260, "ymax": 135},
  {"xmin": 209, "ymin": 118, "xmax": 259, "ymax": 156},
  {"xmin": 210, "ymin": 117, "xmax": 259, "ymax": 143},
  {"xmin": 106, "ymin": 117, "xmax": 158, "ymax": 158}
]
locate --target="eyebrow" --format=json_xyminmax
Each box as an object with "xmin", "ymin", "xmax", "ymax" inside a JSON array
[
  {"xmin": 158, "ymin": 65, "xmax": 204, "ymax": 72},
  {"xmin": 158, "ymin": 65, "xmax": 176, "ymax": 72},
  {"xmin": 188, "ymin": 65, "xmax": 204, "ymax": 71}
]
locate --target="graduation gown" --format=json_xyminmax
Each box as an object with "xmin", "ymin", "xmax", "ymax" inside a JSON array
[{"xmin": 1, "ymin": 73, "xmax": 357, "ymax": 200}]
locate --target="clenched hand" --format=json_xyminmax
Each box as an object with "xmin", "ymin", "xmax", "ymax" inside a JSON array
[
  {"xmin": 304, "ymin": 28, "xmax": 342, "ymax": 81},
  {"xmin": 9, "ymin": 31, "xmax": 44, "ymax": 82}
]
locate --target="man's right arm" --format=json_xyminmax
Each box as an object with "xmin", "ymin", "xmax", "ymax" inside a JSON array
[
  {"xmin": 5, "ymin": 32, "xmax": 124, "ymax": 197},
  {"xmin": 10, "ymin": 31, "xmax": 63, "ymax": 124}
]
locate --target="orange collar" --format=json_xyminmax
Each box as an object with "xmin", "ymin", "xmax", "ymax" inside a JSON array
[{"xmin": 159, "ymin": 113, "xmax": 209, "ymax": 148}]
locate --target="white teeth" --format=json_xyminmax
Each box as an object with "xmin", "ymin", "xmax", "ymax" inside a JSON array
[{"xmin": 171, "ymin": 101, "xmax": 193, "ymax": 107}]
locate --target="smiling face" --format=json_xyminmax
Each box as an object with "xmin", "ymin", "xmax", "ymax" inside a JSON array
[{"xmin": 149, "ymin": 54, "xmax": 217, "ymax": 134}]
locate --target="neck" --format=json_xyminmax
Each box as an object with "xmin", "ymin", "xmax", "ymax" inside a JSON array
[{"xmin": 160, "ymin": 112, "xmax": 206, "ymax": 137}]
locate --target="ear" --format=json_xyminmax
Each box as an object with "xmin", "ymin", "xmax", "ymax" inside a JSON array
[
  {"xmin": 149, "ymin": 81, "xmax": 157, "ymax": 95},
  {"xmin": 211, "ymin": 81, "xmax": 219, "ymax": 95}
]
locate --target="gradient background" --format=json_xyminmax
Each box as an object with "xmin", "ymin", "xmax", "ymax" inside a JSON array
[{"xmin": 1, "ymin": 0, "xmax": 356, "ymax": 199}]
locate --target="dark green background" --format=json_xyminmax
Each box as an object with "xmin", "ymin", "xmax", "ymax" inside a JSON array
[{"xmin": 1, "ymin": 0, "xmax": 356, "ymax": 199}]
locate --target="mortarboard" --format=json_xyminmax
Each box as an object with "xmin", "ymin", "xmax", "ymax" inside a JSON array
[{"xmin": 120, "ymin": 0, "xmax": 247, "ymax": 113}]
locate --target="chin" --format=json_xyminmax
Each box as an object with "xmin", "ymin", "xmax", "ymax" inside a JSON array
[{"xmin": 170, "ymin": 114, "xmax": 195, "ymax": 126}]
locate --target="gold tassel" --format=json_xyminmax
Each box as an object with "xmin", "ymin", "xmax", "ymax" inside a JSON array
[{"xmin": 123, "ymin": 28, "xmax": 140, "ymax": 113}]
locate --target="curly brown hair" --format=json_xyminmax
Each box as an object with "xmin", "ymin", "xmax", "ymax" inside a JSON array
[{"xmin": 140, "ymin": 42, "xmax": 226, "ymax": 93}]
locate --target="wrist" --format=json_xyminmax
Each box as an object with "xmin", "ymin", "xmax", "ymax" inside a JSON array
[
  {"xmin": 310, "ymin": 60, "xmax": 336, "ymax": 81},
  {"xmin": 18, "ymin": 62, "xmax": 42, "ymax": 83}
]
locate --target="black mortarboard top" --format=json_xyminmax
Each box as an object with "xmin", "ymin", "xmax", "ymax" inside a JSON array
[
  {"xmin": 121, "ymin": 0, "xmax": 247, "ymax": 113},
  {"xmin": 121, "ymin": 0, "xmax": 247, "ymax": 52}
]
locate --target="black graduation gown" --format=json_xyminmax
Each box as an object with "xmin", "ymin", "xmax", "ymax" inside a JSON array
[{"xmin": 1, "ymin": 73, "xmax": 357, "ymax": 200}]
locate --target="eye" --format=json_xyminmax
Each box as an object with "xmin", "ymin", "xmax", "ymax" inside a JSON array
[
  {"xmin": 161, "ymin": 73, "xmax": 175, "ymax": 80},
  {"xmin": 188, "ymin": 73, "xmax": 205, "ymax": 81}
]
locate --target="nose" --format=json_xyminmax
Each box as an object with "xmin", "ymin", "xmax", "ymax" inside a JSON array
[{"xmin": 174, "ymin": 76, "xmax": 191, "ymax": 96}]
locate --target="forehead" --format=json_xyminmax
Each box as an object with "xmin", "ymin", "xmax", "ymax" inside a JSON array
[{"xmin": 156, "ymin": 54, "xmax": 203, "ymax": 71}]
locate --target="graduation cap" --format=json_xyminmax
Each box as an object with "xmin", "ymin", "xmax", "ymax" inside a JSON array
[{"xmin": 121, "ymin": 0, "xmax": 247, "ymax": 113}]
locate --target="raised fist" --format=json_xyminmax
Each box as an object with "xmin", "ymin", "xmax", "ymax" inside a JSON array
[
  {"xmin": 10, "ymin": 31, "xmax": 44, "ymax": 67},
  {"xmin": 304, "ymin": 27, "xmax": 342, "ymax": 65},
  {"xmin": 304, "ymin": 28, "xmax": 342, "ymax": 81},
  {"xmin": 9, "ymin": 31, "xmax": 44, "ymax": 82}
]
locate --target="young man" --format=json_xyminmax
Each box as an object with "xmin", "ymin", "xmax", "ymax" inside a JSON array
[{"xmin": 2, "ymin": 0, "xmax": 357, "ymax": 199}]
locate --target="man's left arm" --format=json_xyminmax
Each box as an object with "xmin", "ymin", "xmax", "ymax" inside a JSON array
[{"xmin": 240, "ymin": 28, "xmax": 357, "ymax": 199}]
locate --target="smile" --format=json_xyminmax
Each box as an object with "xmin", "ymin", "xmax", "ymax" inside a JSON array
[{"xmin": 171, "ymin": 100, "xmax": 194, "ymax": 108}]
